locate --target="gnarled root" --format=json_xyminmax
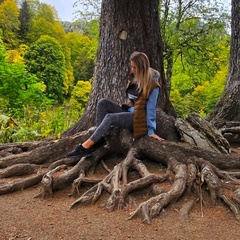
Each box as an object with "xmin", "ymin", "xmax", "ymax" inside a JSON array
[
  {"xmin": 70, "ymin": 148, "xmax": 168, "ymax": 211},
  {"xmin": 128, "ymin": 158, "xmax": 187, "ymax": 224},
  {"xmin": 199, "ymin": 162, "xmax": 240, "ymax": 220},
  {"xmin": 35, "ymin": 165, "xmax": 67, "ymax": 199}
]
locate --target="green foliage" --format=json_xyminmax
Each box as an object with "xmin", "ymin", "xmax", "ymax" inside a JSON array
[
  {"xmin": 169, "ymin": 89, "xmax": 186, "ymax": 117},
  {"xmin": 66, "ymin": 32, "xmax": 97, "ymax": 82},
  {"xmin": 0, "ymin": 2, "xmax": 97, "ymax": 142},
  {"xmin": 0, "ymin": 101, "xmax": 82, "ymax": 143},
  {"xmin": 0, "ymin": 62, "xmax": 50, "ymax": 116},
  {"xmin": 0, "ymin": 35, "xmax": 50, "ymax": 118},
  {"xmin": 70, "ymin": 80, "xmax": 92, "ymax": 111},
  {"xmin": 184, "ymin": 74, "xmax": 225, "ymax": 118},
  {"xmin": 0, "ymin": 29, "xmax": 6, "ymax": 61},
  {"xmin": 24, "ymin": 35, "xmax": 66, "ymax": 102},
  {"xmin": 0, "ymin": 114, "xmax": 19, "ymax": 143},
  {"xmin": 17, "ymin": 103, "xmax": 80, "ymax": 141},
  {"xmin": 160, "ymin": 0, "xmax": 230, "ymax": 85},
  {"xmin": 66, "ymin": 19, "xmax": 99, "ymax": 83},
  {"xmin": 36, "ymin": 2, "xmax": 56, "ymax": 22},
  {"xmin": 26, "ymin": 17, "xmax": 56, "ymax": 43},
  {"xmin": 83, "ymin": 19, "xmax": 99, "ymax": 39},
  {"xmin": 36, "ymin": 103, "xmax": 81, "ymax": 138},
  {"xmin": 171, "ymin": 59, "xmax": 228, "ymax": 118},
  {"xmin": 25, "ymin": 1, "xmax": 65, "ymax": 44}
]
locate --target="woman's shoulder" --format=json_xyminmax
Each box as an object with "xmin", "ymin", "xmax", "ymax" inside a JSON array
[{"xmin": 150, "ymin": 68, "xmax": 160, "ymax": 81}]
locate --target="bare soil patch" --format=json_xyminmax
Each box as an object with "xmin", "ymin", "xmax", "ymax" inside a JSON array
[{"xmin": 1, "ymin": 146, "xmax": 240, "ymax": 240}]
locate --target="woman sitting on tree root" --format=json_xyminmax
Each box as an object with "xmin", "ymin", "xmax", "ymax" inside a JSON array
[{"xmin": 66, "ymin": 51, "xmax": 164, "ymax": 158}]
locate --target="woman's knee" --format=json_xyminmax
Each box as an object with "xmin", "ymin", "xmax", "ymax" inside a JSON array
[
  {"xmin": 97, "ymin": 98, "xmax": 109, "ymax": 107},
  {"xmin": 103, "ymin": 113, "xmax": 116, "ymax": 123}
]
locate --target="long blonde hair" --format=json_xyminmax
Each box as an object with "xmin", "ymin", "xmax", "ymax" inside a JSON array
[{"xmin": 130, "ymin": 52, "xmax": 153, "ymax": 98}]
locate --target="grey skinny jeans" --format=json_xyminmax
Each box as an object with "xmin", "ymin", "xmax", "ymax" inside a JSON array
[{"xmin": 89, "ymin": 98, "xmax": 133, "ymax": 143}]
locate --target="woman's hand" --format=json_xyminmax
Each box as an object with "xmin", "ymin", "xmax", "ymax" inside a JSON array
[{"xmin": 149, "ymin": 134, "xmax": 164, "ymax": 141}]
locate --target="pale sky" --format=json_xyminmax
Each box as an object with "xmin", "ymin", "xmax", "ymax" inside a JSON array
[{"xmin": 39, "ymin": 0, "xmax": 231, "ymax": 22}]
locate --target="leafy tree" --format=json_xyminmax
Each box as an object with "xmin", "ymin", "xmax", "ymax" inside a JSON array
[
  {"xmin": 65, "ymin": 19, "xmax": 99, "ymax": 83},
  {"xmin": 160, "ymin": 0, "xmax": 230, "ymax": 93},
  {"xmin": 26, "ymin": 17, "xmax": 56, "ymax": 43},
  {"xmin": 0, "ymin": 0, "xmax": 20, "ymax": 49},
  {"xmin": 24, "ymin": 35, "xmax": 66, "ymax": 102},
  {"xmin": 36, "ymin": 2, "xmax": 58, "ymax": 22},
  {"xmin": 25, "ymin": 1, "xmax": 64, "ymax": 44},
  {"xmin": 66, "ymin": 32, "xmax": 97, "ymax": 82},
  {"xmin": 171, "ymin": 34, "xmax": 229, "ymax": 117},
  {"xmin": 50, "ymin": 21, "xmax": 74, "ymax": 95},
  {"xmin": 83, "ymin": 19, "xmax": 99, "ymax": 39}
]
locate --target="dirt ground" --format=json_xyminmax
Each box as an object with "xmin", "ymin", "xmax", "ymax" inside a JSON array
[{"xmin": 1, "ymin": 146, "xmax": 240, "ymax": 240}]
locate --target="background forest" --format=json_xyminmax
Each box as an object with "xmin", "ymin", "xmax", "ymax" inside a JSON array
[{"xmin": 0, "ymin": 0, "xmax": 230, "ymax": 143}]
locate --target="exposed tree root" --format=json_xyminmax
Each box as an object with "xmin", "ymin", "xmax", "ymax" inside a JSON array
[
  {"xmin": 233, "ymin": 189, "xmax": 240, "ymax": 205},
  {"xmin": 220, "ymin": 121, "xmax": 240, "ymax": 143},
  {"xmin": 0, "ymin": 163, "xmax": 40, "ymax": 178},
  {"xmin": 35, "ymin": 165, "xmax": 68, "ymax": 199},
  {"xmin": 127, "ymin": 157, "xmax": 187, "ymax": 224},
  {"xmin": 220, "ymin": 194, "xmax": 240, "ymax": 220},
  {"xmin": 179, "ymin": 196, "xmax": 197, "ymax": 220},
  {"xmin": 0, "ymin": 174, "xmax": 44, "ymax": 195},
  {"xmin": 0, "ymin": 127, "xmax": 240, "ymax": 224},
  {"xmin": 68, "ymin": 141, "xmax": 240, "ymax": 223},
  {"xmin": 70, "ymin": 148, "xmax": 168, "ymax": 211}
]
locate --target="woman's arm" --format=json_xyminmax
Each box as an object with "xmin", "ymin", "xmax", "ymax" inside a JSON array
[
  {"xmin": 146, "ymin": 87, "xmax": 159, "ymax": 135},
  {"xmin": 146, "ymin": 87, "xmax": 164, "ymax": 141}
]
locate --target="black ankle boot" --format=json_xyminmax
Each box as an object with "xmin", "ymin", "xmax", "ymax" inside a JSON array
[{"xmin": 66, "ymin": 144, "xmax": 94, "ymax": 158}]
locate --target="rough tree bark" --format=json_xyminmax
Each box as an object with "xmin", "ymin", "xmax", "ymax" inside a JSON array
[
  {"xmin": 0, "ymin": 0, "xmax": 240, "ymax": 225},
  {"xmin": 207, "ymin": 0, "xmax": 240, "ymax": 143}
]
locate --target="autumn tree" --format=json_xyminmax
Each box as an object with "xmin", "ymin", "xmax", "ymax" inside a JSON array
[
  {"xmin": 0, "ymin": 0, "xmax": 20, "ymax": 49},
  {"xmin": 0, "ymin": 0, "xmax": 240, "ymax": 225}
]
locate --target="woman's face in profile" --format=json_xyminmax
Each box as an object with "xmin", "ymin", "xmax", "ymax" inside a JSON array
[{"xmin": 130, "ymin": 61, "xmax": 137, "ymax": 75}]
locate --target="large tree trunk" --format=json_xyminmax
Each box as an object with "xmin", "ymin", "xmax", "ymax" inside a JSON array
[
  {"xmin": 207, "ymin": 0, "xmax": 240, "ymax": 141},
  {"xmin": 63, "ymin": 0, "xmax": 175, "ymax": 137}
]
